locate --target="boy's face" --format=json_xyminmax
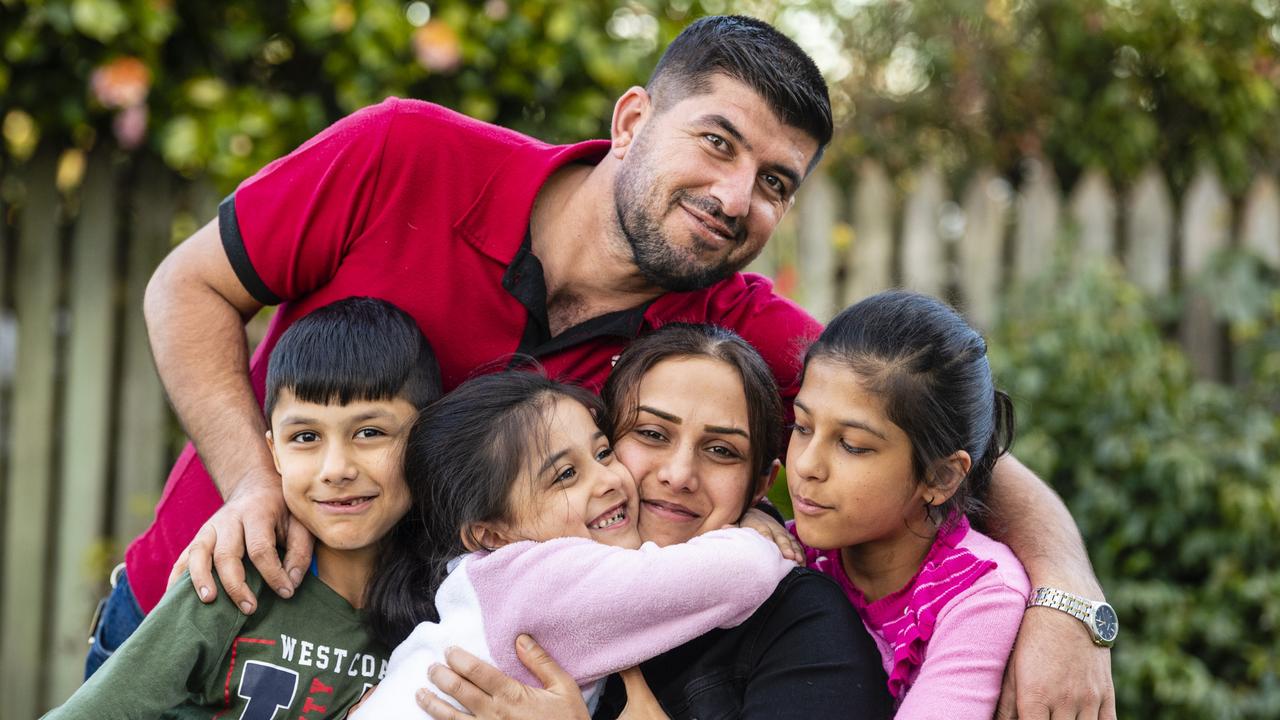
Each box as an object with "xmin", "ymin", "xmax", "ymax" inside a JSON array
[{"xmin": 267, "ymin": 390, "xmax": 417, "ymax": 554}]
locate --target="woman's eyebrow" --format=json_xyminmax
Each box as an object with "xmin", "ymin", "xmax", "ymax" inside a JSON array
[
  {"xmin": 841, "ymin": 419, "xmax": 887, "ymax": 440},
  {"xmin": 705, "ymin": 424, "xmax": 749, "ymax": 439},
  {"xmin": 637, "ymin": 405, "xmax": 681, "ymax": 424}
]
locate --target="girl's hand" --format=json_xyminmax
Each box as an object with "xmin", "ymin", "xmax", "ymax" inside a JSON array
[
  {"xmin": 739, "ymin": 508, "xmax": 805, "ymax": 565},
  {"xmin": 617, "ymin": 667, "xmax": 669, "ymax": 720},
  {"xmin": 416, "ymin": 635, "xmax": 590, "ymax": 720}
]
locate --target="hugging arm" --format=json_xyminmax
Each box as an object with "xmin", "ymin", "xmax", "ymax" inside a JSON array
[{"xmin": 985, "ymin": 456, "xmax": 1116, "ymax": 720}]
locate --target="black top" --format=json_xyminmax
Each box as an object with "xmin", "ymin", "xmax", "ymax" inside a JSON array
[{"xmin": 592, "ymin": 568, "xmax": 894, "ymax": 720}]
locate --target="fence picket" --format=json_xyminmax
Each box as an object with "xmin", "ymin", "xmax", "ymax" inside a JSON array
[
  {"xmin": 113, "ymin": 166, "xmax": 175, "ymax": 547},
  {"xmin": 1069, "ymin": 168, "xmax": 1116, "ymax": 261},
  {"xmin": 1241, "ymin": 174, "xmax": 1280, "ymax": 269},
  {"xmin": 959, "ymin": 169, "xmax": 1011, "ymax": 329},
  {"xmin": 796, "ymin": 169, "xmax": 837, "ymax": 321},
  {"xmin": 1180, "ymin": 164, "xmax": 1231, "ymax": 379},
  {"xmin": 47, "ymin": 151, "xmax": 120, "ymax": 705},
  {"xmin": 848, "ymin": 160, "xmax": 894, "ymax": 305},
  {"xmin": 2, "ymin": 151, "xmax": 62, "ymax": 719},
  {"xmin": 901, "ymin": 164, "xmax": 947, "ymax": 296},
  {"xmin": 1014, "ymin": 157, "xmax": 1061, "ymax": 282},
  {"xmin": 1125, "ymin": 166, "xmax": 1175, "ymax": 295}
]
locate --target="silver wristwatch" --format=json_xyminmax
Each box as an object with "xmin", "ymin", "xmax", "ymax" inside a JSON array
[{"xmin": 1027, "ymin": 587, "xmax": 1119, "ymax": 647}]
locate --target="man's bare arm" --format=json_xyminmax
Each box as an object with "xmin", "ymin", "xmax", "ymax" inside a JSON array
[
  {"xmin": 146, "ymin": 218, "xmax": 312, "ymax": 612},
  {"xmin": 987, "ymin": 455, "xmax": 1116, "ymax": 720}
]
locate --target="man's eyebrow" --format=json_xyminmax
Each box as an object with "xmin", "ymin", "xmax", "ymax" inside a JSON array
[
  {"xmin": 705, "ymin": 424, "xmax": 749, "ymax": 439},
  {"xmin": 699, "ymin": 114, "xmax": 801, "ymax": 190},
  {"xmin": 637, "ymin": 405, "xmax": 682, "ymax": 424}
]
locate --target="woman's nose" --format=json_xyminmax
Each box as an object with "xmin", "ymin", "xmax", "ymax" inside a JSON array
[
  {"xmin": 657, "ymin": 450, "xmax": 698, "ymax": 493},
  {"xmin": 788, "ymin": 436, "xmax": 825, "ymax": 483}
]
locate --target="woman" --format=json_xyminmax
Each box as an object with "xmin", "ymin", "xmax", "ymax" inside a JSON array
[{"xmin": 417, "ymin": 324, "xmax": 893, "ymax": 720}]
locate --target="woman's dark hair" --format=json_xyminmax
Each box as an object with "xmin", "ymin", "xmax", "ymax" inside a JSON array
[
  {"xmin": 649, "ymin": 15, "xmax": 832, "ymax": 169},
  {"xmin": 804, "ymin": 290, "xmax": 1015, "ymax": 527},
  {"xmin": 602, "ymin": 323, "xmax": 783, "ymax": 518},
  {"xmin": 264, "ymin": 296, "xmax": 442, "ymax": 418},
  {"xmin": 366, "ymin": 370, "xmax": 604, "ymax": 647}
]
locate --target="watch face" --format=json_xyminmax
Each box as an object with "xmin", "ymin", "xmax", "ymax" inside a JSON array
[{"xmin": 1094, "ymin": 603, "xmax": 1119, "ymax": 642}]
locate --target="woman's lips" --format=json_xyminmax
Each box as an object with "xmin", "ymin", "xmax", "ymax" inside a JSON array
[
  {"xmin": 641, "ymin": 498, "xmax": 701, "ymax": 522},
  {"xmin": 790, "ymin": 493, "xmax": 832, "ymax": 516}
]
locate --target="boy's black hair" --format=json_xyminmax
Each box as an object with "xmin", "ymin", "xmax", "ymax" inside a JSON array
[
  {"xmin": 264, "ymin": 297, "xmax": 442, "ymax": 418},
  {"xmin": 648, "ymin": 15, "xmax": 833, "ymax": 170}
]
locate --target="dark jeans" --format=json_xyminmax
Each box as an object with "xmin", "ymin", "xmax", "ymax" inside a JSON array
[{"xmin": 84, "ymin": 564, "xmax": 144, "ymax": 680}]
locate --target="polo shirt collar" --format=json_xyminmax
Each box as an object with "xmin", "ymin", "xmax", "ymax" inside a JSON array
[{"xmin": 453, "ymin": 138, "xmax": 611, "ymax": 265}]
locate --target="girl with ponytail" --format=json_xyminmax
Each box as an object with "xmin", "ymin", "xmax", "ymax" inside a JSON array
[{"xmin": 784, "ymin": 290, "xmax": 1030, "ymax": 718}]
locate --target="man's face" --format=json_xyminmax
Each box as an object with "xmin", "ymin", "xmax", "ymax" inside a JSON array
[{"xmin": 613, "ymin": 74, "xmax": 820, "ymax": 292}]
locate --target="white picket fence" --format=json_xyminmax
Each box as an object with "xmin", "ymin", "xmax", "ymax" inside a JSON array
[{"xmin": 749, "ymin": 159, "xmax": 1280, "ymax": 381}]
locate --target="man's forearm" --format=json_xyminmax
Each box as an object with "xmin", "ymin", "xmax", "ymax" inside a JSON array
[
  {"xmin": 143, "ymin": 228, "xmax": 274, "ymax": 499},
  {"xmin": 985, "ymin": 455, "xmax": 1104, "ymax": 598}
]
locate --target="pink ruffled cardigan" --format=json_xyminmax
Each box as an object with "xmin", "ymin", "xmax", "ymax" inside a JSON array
[{"xmin": 790, "ymin": 518, "xmax": 1030, "ymax": 719}]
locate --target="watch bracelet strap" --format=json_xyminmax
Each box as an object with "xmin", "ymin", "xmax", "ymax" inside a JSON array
[{"xmin": 1027, "ymin": 586, "xmax": 1093, "ymax": 623}]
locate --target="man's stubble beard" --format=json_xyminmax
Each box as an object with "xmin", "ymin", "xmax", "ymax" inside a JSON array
[{"xmin": 611, "ymin": 132, "xmax": 754, "ymax": 293}]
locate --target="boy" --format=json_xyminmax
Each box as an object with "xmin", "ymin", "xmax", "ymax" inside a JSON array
[{"xmin": 47, "ymin": 297, "xmax": 440, "ymax": 719}]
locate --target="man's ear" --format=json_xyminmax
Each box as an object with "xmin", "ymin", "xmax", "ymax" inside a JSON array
[
  {"xmin": 926, "ymin": 450, "xmax": 972, "ymax": 506},
  {"xmin": 460, "ymin": 522, "xmax": 516, "ymax": 553},
  {"xmin": 265, "ymin": 430, "xmax": 283, "ymax": 476},
  {"xmin": 751, "ymin": 459, "xmax": 783, "ymax": 505},
  {"xmin": 610, "ymin": 86, "xmax": 652, "ymax": 159}
]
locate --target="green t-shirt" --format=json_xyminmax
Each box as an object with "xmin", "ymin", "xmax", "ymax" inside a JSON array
[{"xmin": 44, "ymin": 567, "xmax": 388, "ymax": 719}]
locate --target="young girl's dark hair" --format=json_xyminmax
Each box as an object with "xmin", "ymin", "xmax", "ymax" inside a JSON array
[
  {"xmin": 602, "ymin": 323, "xmax": 783, "ymax": 516},
  {"xmin": 366, "ymin": 370, "xmax": 605, "ymax": 647},
  {"xmin": 804, "ymin": 290, "xmax": 1015, "ymax": 526}
]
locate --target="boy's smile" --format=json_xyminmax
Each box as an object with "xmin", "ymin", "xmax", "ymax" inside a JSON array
[{"xmin": 268, "ymin": 391, "xmax": 417, "ymax": 560}]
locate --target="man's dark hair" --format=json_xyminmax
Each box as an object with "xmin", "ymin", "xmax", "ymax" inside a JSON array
[
  {"xmin": 649, "ymin": 15, "xmax": 833, "ymax": 166},
  {"xmin": 264, "ymin": 297, "xmax": 442, "ymax": 418}
]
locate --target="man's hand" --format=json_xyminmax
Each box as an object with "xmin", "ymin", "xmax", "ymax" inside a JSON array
[
  {"xmin": 166, "ymin": 467, "xmax": 314, "ymax": 614},
  {"xmin": 995, "ymin": 608, "xmax": 1116, "ymax": 720},
  {"xmin": 416, "ymin": 636, "xmax": 590, "ymax": 720}
]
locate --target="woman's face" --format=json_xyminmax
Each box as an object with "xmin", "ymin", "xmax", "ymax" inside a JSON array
[{"xmin": 613, "ymin": 356, "xmax": 761, "ymax": 547}]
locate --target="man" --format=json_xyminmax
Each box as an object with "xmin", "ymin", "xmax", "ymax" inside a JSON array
[{"xmin": 99, "ymin": 15, "xmax": 1113, "ymax": 719}]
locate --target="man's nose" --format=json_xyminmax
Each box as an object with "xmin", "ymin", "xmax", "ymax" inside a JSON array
[{"xmin": 709, "ymin": 162, "xmax": 755, "ymax": 220}]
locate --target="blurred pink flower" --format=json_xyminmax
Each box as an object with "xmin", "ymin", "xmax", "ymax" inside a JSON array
[
  {"xmin": 413, "ymin": 20, "xmax": 462, "ymax": 73},
  {"xmin": 113, "ymin": 104, "xmax": 149, "ymax": 149},
  {"xmin": 91, "ymin": 57, "xmax": 152, "ymax": 109}
]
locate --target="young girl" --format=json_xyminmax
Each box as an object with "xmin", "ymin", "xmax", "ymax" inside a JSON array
[
  {"xmin": 354, "ymin": 370, "xmax": 795, "ymax": 718},
  {"xmin": 786, "ymin": 290, "xmax": 1030, "ymax": 718}
]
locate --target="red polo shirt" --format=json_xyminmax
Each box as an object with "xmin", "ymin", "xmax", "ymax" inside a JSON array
[{"xmin": 125, "ymin": 98, "xmax": 820, "ymax": 612}]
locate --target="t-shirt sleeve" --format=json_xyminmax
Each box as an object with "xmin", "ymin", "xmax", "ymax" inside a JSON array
[
  {"xmin": 894, "ymin": 582, "xmax": 1027, "ymax": 719},
  {"xmin": 41, "ymin": 572, "xmax": 245, "ymax": 719},
  {"xmin": 468, "ymin": 529, "xmax": 794, "ymax": 687},
  {"xmin": 220, "ymin": 98, "xmax": 402, "ymax": 304},
  {"xmin": 739, "ymin": 570, "xmax": 895, "ymax": 720}
]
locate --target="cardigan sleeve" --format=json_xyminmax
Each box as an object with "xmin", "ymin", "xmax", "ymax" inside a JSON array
[
  {"xmin": 468, "ymin": 528, "xmax": 795, "ymax": 688},
  {"xmin": 893, "ymin": 581, "xmax": 1027, "ymax": 719}
]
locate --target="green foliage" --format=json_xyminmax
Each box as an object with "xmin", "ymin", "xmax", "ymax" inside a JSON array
[
  {"xmin": 990, "ymin": 263, "xmax": 1280, "ymax": 718},
  {"xmin": 0, "ymin": 0, "xmax": 725, "ymax": 189},
  {"xmin": 821, "ymin": 0, "xmax": 1280, "ymax": 194}
]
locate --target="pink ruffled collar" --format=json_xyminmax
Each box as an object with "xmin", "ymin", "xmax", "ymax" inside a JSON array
[{"xmin": 790, "ymin": 517, "xmax": 997, "ymax": 701}]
